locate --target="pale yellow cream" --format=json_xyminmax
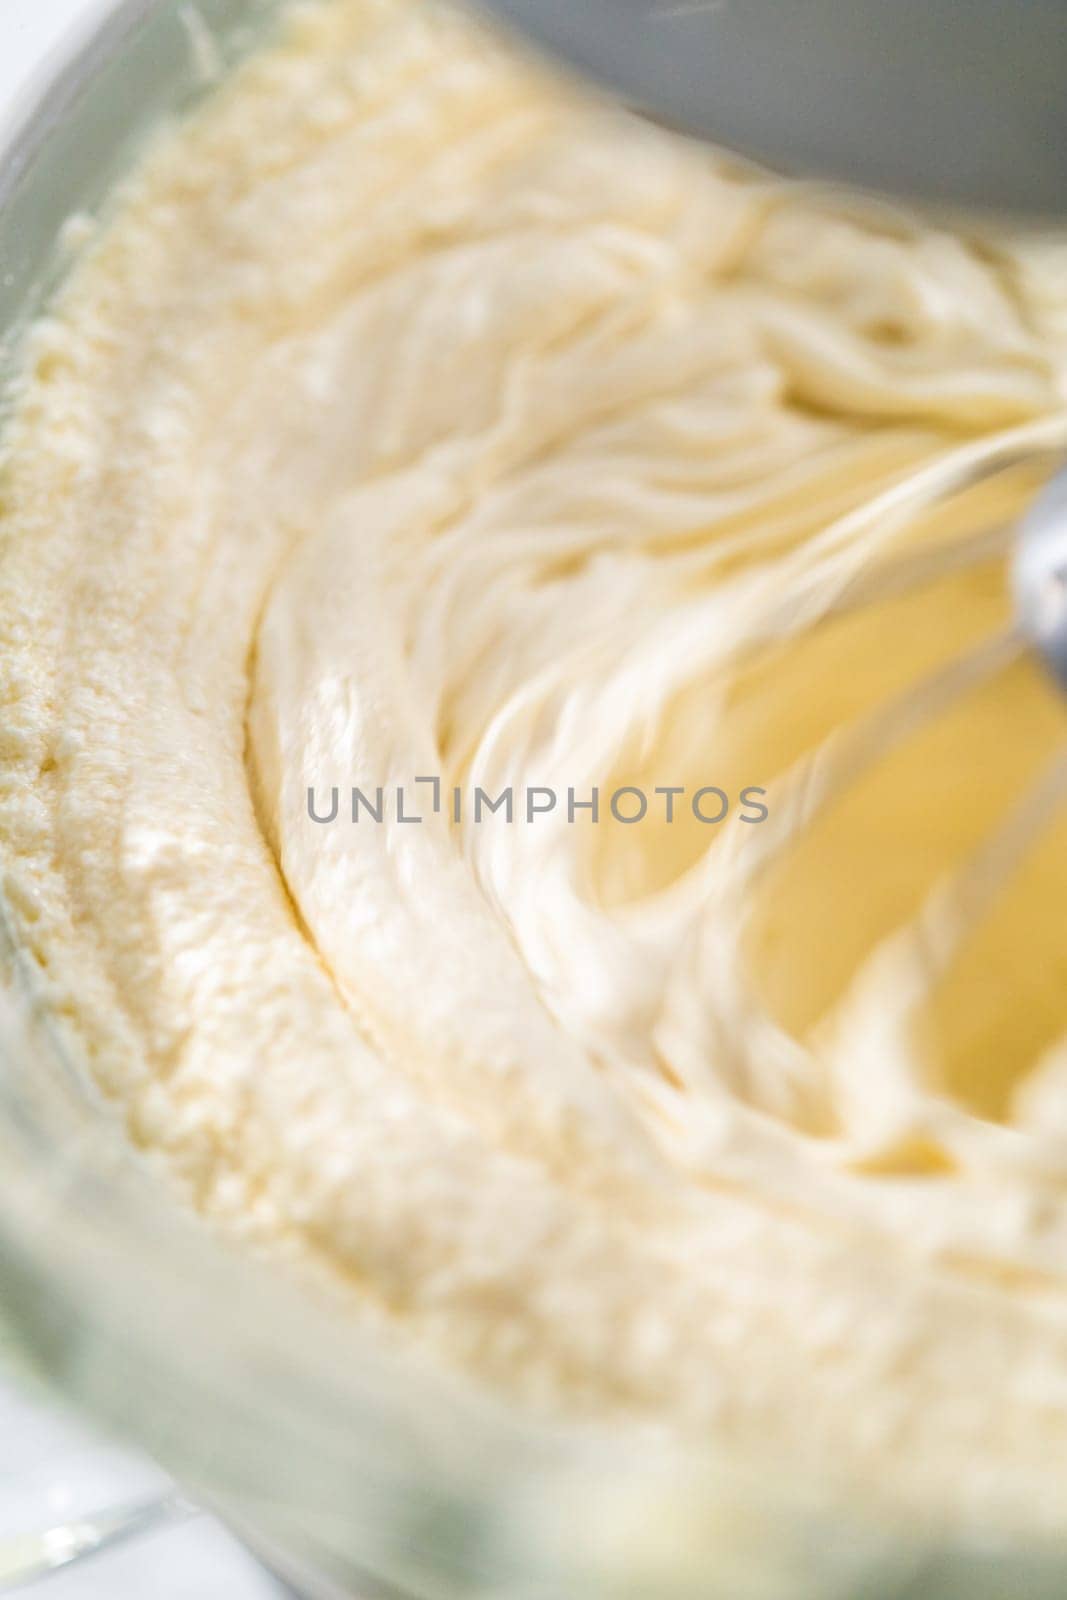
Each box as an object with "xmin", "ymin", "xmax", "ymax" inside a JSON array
[{"xmin": 5, "ymin": 0, "xmax": 1067, "ymax": 1532}]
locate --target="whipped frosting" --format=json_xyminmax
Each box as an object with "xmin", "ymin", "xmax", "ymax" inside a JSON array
[{"xmin": 5, "ymin": 0, "xmax": 1067, "ymax": 1531}]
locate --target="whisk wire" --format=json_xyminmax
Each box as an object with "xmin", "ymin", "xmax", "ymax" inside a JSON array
[
  {"xmin": 748, "ymin": 626, "xmax": 1025, "ymax": 884},
  {"xmin": 913, "ymin": 740, "xmax": 1067, "ymax": 988}
]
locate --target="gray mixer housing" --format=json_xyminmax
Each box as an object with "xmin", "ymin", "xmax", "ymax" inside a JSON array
[{"xmin": 479, "ymin": 0, "xmax": 1067, "ymax": 217}]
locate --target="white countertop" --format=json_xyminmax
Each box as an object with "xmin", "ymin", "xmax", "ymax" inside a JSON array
[
  {"xmin": 0, "ymin": 4, "xmax": 288, "ymax": 1592},
  {"xmin": 0, "ymin": 1379, "xmax": 288, "ymax": 1596},
  {"xmin": 0, "ymin": 0, "xmax": 101, "ymax": 118}
]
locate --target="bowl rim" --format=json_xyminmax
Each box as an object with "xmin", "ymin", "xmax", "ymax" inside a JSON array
[{"xmin": 0, "ymin": 0, "xmax": 157, "ymax": 215}]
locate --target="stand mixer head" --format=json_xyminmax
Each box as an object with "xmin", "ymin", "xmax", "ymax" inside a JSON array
[{"xmin": 477, "ymin": 0, "xmax": 1067, "ymax": 218}]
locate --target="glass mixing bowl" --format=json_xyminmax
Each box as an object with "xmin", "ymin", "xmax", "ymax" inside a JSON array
[{"xmin": 2, "ymin": 4, "xmax": 1067, "ymax": 1595}]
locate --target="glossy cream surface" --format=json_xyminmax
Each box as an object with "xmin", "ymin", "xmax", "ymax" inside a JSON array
[{"xmin": 5, "ymin": 0, "xmax": 1067, "ymax": 1530}]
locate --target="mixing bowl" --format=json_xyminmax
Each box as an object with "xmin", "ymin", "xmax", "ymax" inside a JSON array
[{"xmin": 2, "ymin": 4, "xmax": 1067, "ymax": 1595}]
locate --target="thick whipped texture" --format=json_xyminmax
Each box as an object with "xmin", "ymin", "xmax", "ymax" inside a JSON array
[{"xmin": 5, "ymin": 0, "xmax": 1067, "ymax": 1530}]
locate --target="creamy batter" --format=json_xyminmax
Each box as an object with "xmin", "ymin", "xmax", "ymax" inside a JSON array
[{"xmin": 5, "ymin": 0, "xmax": 1067, "ymax": 1531}]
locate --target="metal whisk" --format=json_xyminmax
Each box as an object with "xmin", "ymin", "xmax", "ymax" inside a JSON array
[
  {"xmin": 722, "ymin": 439, "xmax": 1067, "ymax": 1047},
  {"xmin": 666, "ymin": 434, "xmax": 1067, "ymax": 1141}
]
